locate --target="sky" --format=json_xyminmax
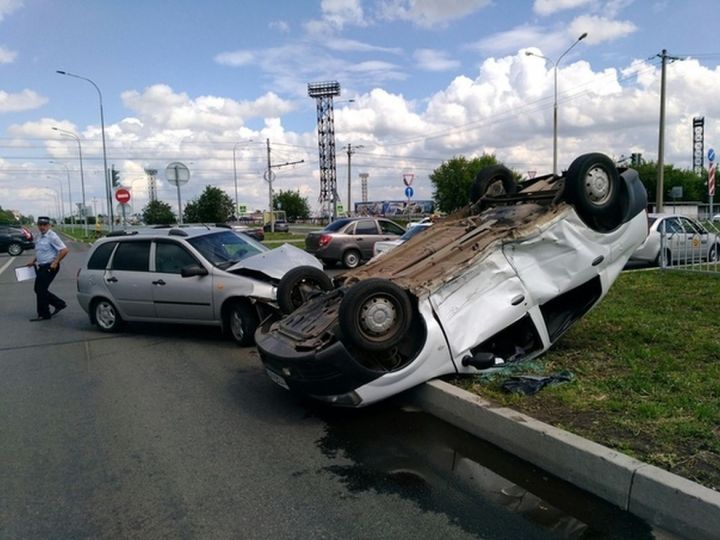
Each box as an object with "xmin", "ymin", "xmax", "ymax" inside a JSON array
[{"xmin": 1, "ymin": 0, "xmax": 720, "ymax": 220}]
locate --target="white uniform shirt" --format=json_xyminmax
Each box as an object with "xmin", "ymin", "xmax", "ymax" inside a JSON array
[{"xmin": 35, "ymin": 229, "xmax": 67, "ymax": 265}]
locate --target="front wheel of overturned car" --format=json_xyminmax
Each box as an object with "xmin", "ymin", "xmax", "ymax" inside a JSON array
[
  {"xmin": 225, "ymin": 300, "xmax": 259, "ymax": 346},
  {"xmin": 339, "ymin": 278, "xmax": 412, "ymax": 352},
  {"xmin": 565, "ymin": 153, "xmax": 623, "ymax": 231},
  {"xmin": 277, "ymin": 265, "xmax": 334, "ymax": 315},
  {"xmin": 470, "ymin": 164, "xmax": 517, "ymax": 204},
  {"xmin": 93, "ymin": 298, "xmax": 123, "ymax": 332}
]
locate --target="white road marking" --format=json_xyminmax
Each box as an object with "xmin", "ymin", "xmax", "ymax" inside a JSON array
[{"xmin": 0, "ymin": 257, "xmax": 15, "ymax": 277}]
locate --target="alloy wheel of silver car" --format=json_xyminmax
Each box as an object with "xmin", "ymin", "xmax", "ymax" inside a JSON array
[
  {"xmin": 8, "ymin": 242, "xmax": 22, "ymax": 256},
  {"xmin": 94, "ymin": 299, "xmax": 121, "ymax": 332}
]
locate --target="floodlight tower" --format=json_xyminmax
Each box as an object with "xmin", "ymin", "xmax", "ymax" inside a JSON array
[
  {"xmin": 359, "ymin": 173, "xmax": 369, "ymax": 203},
  {"xmin": 308, "ymin": 81, "xmax": 341, "ymax": 220},
  {"xmin": 144, "ymin": 167, "xmax": 158, "ymax": 202}
]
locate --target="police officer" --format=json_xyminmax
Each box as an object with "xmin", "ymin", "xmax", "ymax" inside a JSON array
[{"xmin": 27, "ymin": 217, "xmax": 69, "ymax": 321}]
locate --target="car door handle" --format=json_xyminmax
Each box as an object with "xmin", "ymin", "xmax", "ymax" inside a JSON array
[
  {"xmin": 106, "ymin": 277, "xmax": 118, "ymax": 283},
  {"xmin": 152, "ymin": 279, "xmax": 166, "ymax": 286}
]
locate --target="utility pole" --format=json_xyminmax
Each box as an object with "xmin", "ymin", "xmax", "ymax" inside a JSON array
[
  {"xmin": 265, "ymin": 138, "xmax": 304, "ymax": 232},
  {"xmin": 346, "ymin": 143, "xmax": 363, "ymax": 215},
  {"xmin": 656, "ymin": 49, "xmax": 682, "ymax": 213}
]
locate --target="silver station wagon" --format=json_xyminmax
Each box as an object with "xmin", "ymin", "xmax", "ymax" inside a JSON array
[{"xmin": 76, "ymin": 226, "xmax": 323, "ymax": 345}]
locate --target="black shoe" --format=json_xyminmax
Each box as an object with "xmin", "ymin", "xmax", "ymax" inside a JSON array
[
  {"xmin": 30, "ymin": 315, "xmax": 51, "ymax": 322},
  {"xmin": 52, "ymin": 304, "xmax": 67, "ymax": 317}
]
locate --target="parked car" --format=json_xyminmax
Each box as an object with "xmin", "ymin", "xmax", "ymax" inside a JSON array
[
  {"xmin": 263, "ymin": 220, "xmax": 289, "ymax": 233},
  {"xmin": 0, "ymin": 225, "xmax": 34, "ymax": 256},
  {"xmin": 711, "ymin": 214, "xmax": 720, "ymax": 223},
  {"xmin": 305, "ymin": 217, "xmax": 406, "ymax": 268},
  {"xmin": 629, "ymin": 214, "xmax": 720, "ymax": 266},
  {"xmin": 372, "ymin": 221, "xmax": 433, "ymax": 258},
  {"xmin": 76, "ymin": 226, "xmax": 324, "ymax": 345},
  {"xmin": 230, "ymin": 224, "xmax": 265, "ymax": 241},
  {"xmin": 256, "ymin": 153, "xmax": 649, "ymax": 407}
]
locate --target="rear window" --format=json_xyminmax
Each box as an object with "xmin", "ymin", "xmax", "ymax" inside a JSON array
[
  {"xmin": 87, "ymin": 242, "xmax": 116, "ymax": 270},
  {"xmin": 112, "ymin": 241, "xmax": 151, "ymax": 271},
  {"xmin": 324, "ymin": 218, "xmax": 353, "ymax": 232}
]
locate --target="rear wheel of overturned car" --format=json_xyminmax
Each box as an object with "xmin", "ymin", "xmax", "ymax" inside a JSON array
[
  {"xmin": 93, "ymin": 298, "xmax": 123, "ymax": 332},
  {"xmin": 277, "ymin": 265, "xmax": 334, "ymax": 315},
  {"xmin": 470, "ymin": 165, "xmax": 517, "ymax": 204},
  {"xmin": 565, "ymin": 153, "xmax": 623, "ymax": 231},
  {"xmin": 7, "ymin": 242, "xmax": 23, "ymax": 256},
  {"xmin": 339, "ymin": 278, "xmax": 412, "ymax": 352},
  {"xmin": 225, "ymin": 300, "xmax": 258, "ymax": 346},
  {"xmin": 342, "ymin": 249, "xmax": 361, "ymax": 269}
]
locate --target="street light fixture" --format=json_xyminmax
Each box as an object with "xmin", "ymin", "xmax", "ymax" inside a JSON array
[
  {"xmin": 525, "ymin": 32, "xmax": 588, "ymax": 176},
  {"xmin": 52, "ymin": 126, "xmax": 88, "ymax": 235},
  {"xmin": 46, "ymin": 175, "xmax": 66, "ymax": 224},
  {"xmin": 49, "ymin": 160, "xmax": 73, "ymax": 226},
  {"xmin": 56, "ymin": 69, "xmax": 113, "ymax": 230}
]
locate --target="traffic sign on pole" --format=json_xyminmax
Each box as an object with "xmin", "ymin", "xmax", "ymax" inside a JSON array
[
  {"xmin": 115, "ymin": 188, "xmax": 131, "ymax": 204},
  {"xmin": 404, "ymin": 186, "xmax": 414, "ymax": 199}
]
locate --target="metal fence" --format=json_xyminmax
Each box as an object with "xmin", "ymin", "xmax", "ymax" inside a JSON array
[{"xmin": 660, "ymin": 218, "xmax": 720, "ymax": 274}]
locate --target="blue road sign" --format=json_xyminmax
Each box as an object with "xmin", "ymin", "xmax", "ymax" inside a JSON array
[
  {"xmin": 405, "ymin": 186, "xmax": 414, "ymax": 198},
  {"xmin": 708, "ymin": 148, "xmax": 716, "ymax": 162}
]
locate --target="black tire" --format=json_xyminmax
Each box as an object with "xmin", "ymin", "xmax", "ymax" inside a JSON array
[
  {"xmin": 93, "ymin": 298, "xmax": 123, "ymax": 332},
  {"xmin": 565, "ymin": 153, "xmax": 623, "ymax": 230},
  {"xmin": 7, "ymin": 242, "xmax": 22, "ymax": 256},
  {"xmin": 339, "ymin": 278, "xmax": 412, "ymax": 352},
  {"xmin": 277, "ymin": 266, "xmax": 334, "ymax": 315},
  {"xmin": 225, "ymin": 300, "xmax": 258, "ymax": 346},
  {"xmin": 470, "ymin": 165, "xmax": 517, "ymax": 204},
  {"xmin": 709, "ymin": 244, "xmax": 719, "ymax": 263},
  {"xmin": 342, "ymin": 249, "xmax": 361, "ymax": 269}
]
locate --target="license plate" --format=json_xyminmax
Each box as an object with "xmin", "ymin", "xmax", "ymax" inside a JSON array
[{"xmin": 266, "ymin": 369, "xmax": 289, "ymax": 390}]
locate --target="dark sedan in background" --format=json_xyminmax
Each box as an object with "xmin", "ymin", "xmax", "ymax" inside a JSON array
[
  {"xmin": 305, "ymin": 217, "xmax": 405, "ymax": 268},
  {"xmin": 0, "ymin": 225, "xmax": 34, "ymax": 256}
]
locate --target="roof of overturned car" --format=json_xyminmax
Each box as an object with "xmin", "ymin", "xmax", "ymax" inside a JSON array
[{"xmin": 255, "ymin": 153, "xmax": 649, "ymax": 407}]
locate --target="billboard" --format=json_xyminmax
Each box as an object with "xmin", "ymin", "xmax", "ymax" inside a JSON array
[{"xmin": 354, "ymin": 200, "xmax": 434, "ymax": 216}]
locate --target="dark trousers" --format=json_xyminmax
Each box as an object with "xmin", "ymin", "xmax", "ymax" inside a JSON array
[{"xmin": 34, "ymin": 264, "xmax": 65, "ymax": 318}]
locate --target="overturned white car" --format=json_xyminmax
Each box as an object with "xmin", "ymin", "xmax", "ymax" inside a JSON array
[{"xmin": 256, "ymin": 153, "xmax": 649, "ymax": 407}]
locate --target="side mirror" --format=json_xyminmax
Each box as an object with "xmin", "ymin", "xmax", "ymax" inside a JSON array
[{"xmin": 181, "ymin": 264, "xmax": 208, "ymax": 278}]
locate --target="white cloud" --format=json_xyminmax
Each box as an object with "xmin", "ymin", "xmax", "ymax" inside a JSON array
[
  {"xmin": 304, "ymin": 0, "xmax": 366, "ymax": 35},
  {"xmin": 413, "ymin": 49, "xmax": 460, "ymax": 72},
  {"xmin": 376, "ymin": 0, "xmax": 491, "ymax": 27},
  {"xmin": 0, "ymin": 89, "xmax": 47, "ymax": 113},
  {"xmin": 269, "ymin": 20, "xmax": 290, "ymax": 33},
  {"xmin": 468, "ymin": 24, "xmax": 564, "ymax": 56},
  {"xmin": 325, "ymin": 37, "xmax": 402, "ymax": 54},
  {"xmin": 0, "ymin": 45, "xmax": 16, "ymax": 63},
  {"xmin": 533, "ymin": 0, "xmax": 592, "ymax": 16},
  {"xmin": 0, "ymin": 0, "xmax": 23, "ymax": 22},
  {"xmin": 568, "ymin": 15, "xmax": 636, "ymax": 44},
  {"xmin": 214, "ymin": 50, "xmax": 254, "ymax": 66}
]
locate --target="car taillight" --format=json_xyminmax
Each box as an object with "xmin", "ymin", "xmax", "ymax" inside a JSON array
[{"xmin": 319, "ymin": 234, "xmax": 332, "ymax": 247}]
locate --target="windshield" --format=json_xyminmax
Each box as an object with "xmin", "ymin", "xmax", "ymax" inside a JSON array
[
  {"xmin": 188, "ymin": 230, "xmax": 267, "ymax": 270},
  {"xmin": 401, "ymin": 224, "xmax": 431, "ymax": 241}
]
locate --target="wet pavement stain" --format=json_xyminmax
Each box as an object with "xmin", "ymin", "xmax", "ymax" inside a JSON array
[{"xmin": 313, "ymin": 401, "xmax": 661, "ymax": 540}]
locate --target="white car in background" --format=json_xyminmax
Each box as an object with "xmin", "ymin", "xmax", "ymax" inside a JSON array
[
  {"xmin": 256, "ymin": 153, "xmax": 649, "ymax": 407},
  {"xmin": 630, "ymin": 214, "xmax": 720, "ymax": 266},
  {"xmin": 372, "ymin": 221, "xmax": 433, "ymax": 258}
]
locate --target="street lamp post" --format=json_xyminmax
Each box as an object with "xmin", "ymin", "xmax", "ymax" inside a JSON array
[
  {"xmin": 525, "ymin": 32, "xmax": 588, "ymax": 176},
  {"xmin": 56, "ymin": 70, "xmax": 113, "ymax": 230},
  {"xmin": 50, "ymin": 161, "xmax": 73, "ymax": 225},
  {"xmin": 53, "ymin": 127, "xmax": 88, "ymax": 236},
  {"xmin": 46, "ymin": 176, "xmax": 66, "ymax": 224}
]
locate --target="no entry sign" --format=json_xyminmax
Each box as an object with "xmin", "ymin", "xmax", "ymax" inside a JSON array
[{"xmin": 115, "ymin": 188, "xmax": 131, "ymax": 204}]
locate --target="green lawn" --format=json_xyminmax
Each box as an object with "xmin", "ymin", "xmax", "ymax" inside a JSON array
[{"xmin": 452, "ymin": 269, "xmax": 720, "ymax": 490}]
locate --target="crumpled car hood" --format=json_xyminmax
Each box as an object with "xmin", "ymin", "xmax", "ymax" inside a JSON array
[{"xmin": 227, "ymin": 243, "xmax": 322, "ymax": 280}]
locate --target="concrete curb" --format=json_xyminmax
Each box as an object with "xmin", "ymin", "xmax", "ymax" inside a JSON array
[{"xmin": 410, "ymin": 379, "xmax": 720, "ymax": 540}]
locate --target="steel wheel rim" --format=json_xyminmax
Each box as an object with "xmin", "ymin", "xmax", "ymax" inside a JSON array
[
  {"xmin": 584, "ymin": 166, "xmax": 612, "ymax": 205},
  {"xmin": 8, "ymin": 244, "xmax": 21, "ymax": 256},
  {"xmin": 345, "ymin": 252, "xmax": 359, "ymax": 267},
  {"xmin": 359, "ymin": 295, "xmax": 397, "ymax": 337}
]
